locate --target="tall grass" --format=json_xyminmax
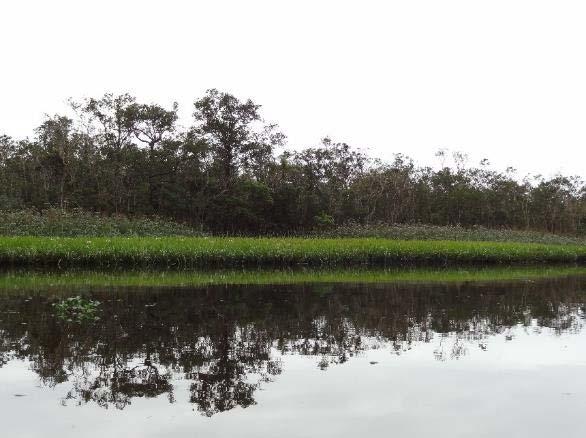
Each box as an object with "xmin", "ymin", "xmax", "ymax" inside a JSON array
[{"xmin": 0, "ymin": 237, "xmax": 584, "ymax": 268}]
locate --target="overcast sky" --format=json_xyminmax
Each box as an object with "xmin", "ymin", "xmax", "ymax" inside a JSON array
[{"xmin": 1, "ymin": 0, "xmax": 585, "ymax": 178}]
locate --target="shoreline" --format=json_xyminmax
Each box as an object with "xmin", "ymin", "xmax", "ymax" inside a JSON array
[
  {"xmin": 1, "ymin": 265, "xmax": 586, "ymax": 292},
  {"xmin": 0, "ymin": 236, "xmax": 585, "ymax": 269}
]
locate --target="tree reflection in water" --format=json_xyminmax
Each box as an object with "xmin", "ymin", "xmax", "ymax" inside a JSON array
[{"xmin": 0, "ymin": 276, "xmax": 584, "ymax": 416}]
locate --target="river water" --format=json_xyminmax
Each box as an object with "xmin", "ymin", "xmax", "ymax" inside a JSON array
[{"xmin": 1, "ymin": 274, "xmax": 585, "ymax": 437}]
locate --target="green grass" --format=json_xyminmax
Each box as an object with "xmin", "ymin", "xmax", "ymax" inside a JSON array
[
  {"xmin": 1, "ymin": 266, "xmax": 585, "ymax": 292},
  {"xmin": 0, "ymin": 237, "xmax": 585, "ymax": 268}
]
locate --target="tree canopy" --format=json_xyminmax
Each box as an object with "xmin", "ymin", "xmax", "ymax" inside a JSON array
[{"xmin": 0, "ymin": 90, "xmax": 584, "ymax": 235}]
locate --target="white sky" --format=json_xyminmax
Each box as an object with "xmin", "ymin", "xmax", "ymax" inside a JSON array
[{"xmin": 1, "ymin": 0, "xmax": 585, "ymax": 178}]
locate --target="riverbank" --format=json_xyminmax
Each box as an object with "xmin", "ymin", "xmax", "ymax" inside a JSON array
[{"xmin": 0, "ymin": 237, "xmax": 585, "ymax": 268}]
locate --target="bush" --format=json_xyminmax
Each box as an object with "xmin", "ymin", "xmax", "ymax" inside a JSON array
[
  {"xmin": 0, "ymin": 209, "xmax": 203, "ymax": 237},
  {"xmin": 314, "ymin": 212, "xmax": 335, "ymax": 230},
  {"xmin": 316, "ymin": 222, "xmax": 586, "ymax": 245}
]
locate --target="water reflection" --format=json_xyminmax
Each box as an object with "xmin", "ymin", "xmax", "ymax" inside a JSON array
[{"xmin": 0, "ymin": 276, "xmax": 584, "ymax": 416}]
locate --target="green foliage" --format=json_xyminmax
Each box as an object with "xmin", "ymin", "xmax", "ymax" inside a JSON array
[
  {"xmin": 0, "ymin": 237, "xmax": 584, "ymax": 268},
  {"xmin": 52, "ymin": 295, "xmax": 101, "ymax": 323},
  {"xmin": 319, "ymin": 222, "xmax": 586, "ymax": 245},
  {"xmin": 0, "ymin": 91, "xmax": 584, "ymax": 235},
  {"xmin": 314, "ymin": 212, "xmax": 335, "ymax": 230},
  {"xmin": 0, "ymin": 209, "xmax": 201, "ymax": 237}
]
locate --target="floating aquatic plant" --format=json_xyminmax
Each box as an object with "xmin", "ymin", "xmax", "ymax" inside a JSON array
[{"xmin": 53, "ymin": 296, "xmax": 101, "ymax": 323}]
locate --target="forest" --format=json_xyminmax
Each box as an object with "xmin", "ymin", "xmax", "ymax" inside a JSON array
[{"xmin": 0, "ymin": 89, "xmax": 584, "ymax": 235}]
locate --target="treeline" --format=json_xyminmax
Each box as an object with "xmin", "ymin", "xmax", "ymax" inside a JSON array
[{"xmin": 0, "ymin": 90, "xmax": 584, "ymax": 235}]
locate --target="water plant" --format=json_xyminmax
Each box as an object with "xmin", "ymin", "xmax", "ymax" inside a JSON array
[{"xmin": 52, "ymin": 295, "xmax": 101, "ymax": 323}]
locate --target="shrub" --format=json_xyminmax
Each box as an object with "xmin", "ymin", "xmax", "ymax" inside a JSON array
[
  {"xmin": 317, "ymin": 222, "xmax": 586, "ymax": 245},
  {"xmin": 0, "ymin": 209, "xmax": 202, "ymax": 237}
]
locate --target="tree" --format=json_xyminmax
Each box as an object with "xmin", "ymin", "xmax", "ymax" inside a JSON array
[
  {"xmin": 193, "ymin": 89, "xmax": 283, "ymax": 184},
  {"xmin": 73, "ymin": 94, "xmax": 139, "ymax": 213},
  {"xmin": 35, "ymin": 115, "xmax": 77, "ymax": 209},
  {"xmin": 0, "ymin": 91, "xmax": 584, "ymax": 236},
  {"xmin": 132, "ymin": 102, "xmax": 178, "ymax": 155},
  {"xmin": 131, "ymin": 102, "xmax": 179, "ymax": 212}
]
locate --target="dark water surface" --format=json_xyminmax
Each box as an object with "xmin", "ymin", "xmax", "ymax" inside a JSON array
[{"xmin": 1, "ymin": 275, "xmax": 585, "ymax": 437}]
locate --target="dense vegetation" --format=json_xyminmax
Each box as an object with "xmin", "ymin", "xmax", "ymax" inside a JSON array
[
  {"xmin": 2, "ymin": 210, "xmax": 585, "ymax": 246},
  {"xmin": 320, "ymin": 222, "xmax": 586, "ymax": 245},
  {"xmin": 1, "ymin": 90, "xmax": 584, "ymax": 235},
  {"xmin": 1, "ymin": 236, "xmax": 584, "ymax": 268},
  {"xmin": 0, "ymin": 209, "xmax": 200, "ymax": 237}
]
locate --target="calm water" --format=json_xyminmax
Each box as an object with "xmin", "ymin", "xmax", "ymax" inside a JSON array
[{"xmin": 1, "ymin": 275, "xmax": 585, "ymax": 437}]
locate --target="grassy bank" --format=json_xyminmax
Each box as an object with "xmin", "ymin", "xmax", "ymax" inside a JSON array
[
  {"xmin": 1, "ymin": 266, "xmax": 586, "ymax": 292},
  {"xmin": 0, "ymin": 237, "xmax": 585, "ymax": 268}
]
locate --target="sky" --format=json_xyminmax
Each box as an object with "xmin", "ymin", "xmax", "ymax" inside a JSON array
[{"xmin": 1, "ymin": 0, "xmax": 585, "ymax": 178}]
